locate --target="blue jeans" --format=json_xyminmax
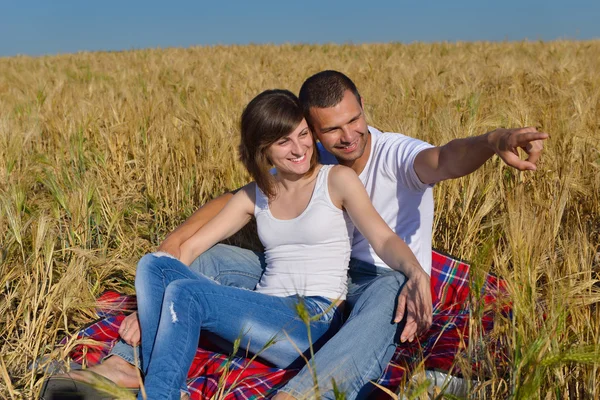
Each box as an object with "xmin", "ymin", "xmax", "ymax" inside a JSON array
[
  {"xmin": 134, "ymin": 252, "xmax": 343, "ymax": 400},
  {"xmin": 281, "ymin": 258, "xmax": 406, "ymax": 399},
  {"xmin": 108, "ymin": 244, "xmax": 267, "ymax": 365},
  {"xmin": 110, "ymin": 244, "xmax": 406, "ymax": 399}
]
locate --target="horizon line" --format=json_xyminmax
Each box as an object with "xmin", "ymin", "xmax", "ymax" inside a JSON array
[{"xmin": 3, "ymin": 37, "xmax": 599, "ymax": 59}]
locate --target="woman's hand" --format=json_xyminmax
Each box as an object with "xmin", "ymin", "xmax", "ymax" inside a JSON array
[
  {"xmin": 118, "ymin": 312, "xmax": 141, "ymax": 346},
  {"xmin": 394, "ymin": 271, "xmax": 432, "ymax": 342}
]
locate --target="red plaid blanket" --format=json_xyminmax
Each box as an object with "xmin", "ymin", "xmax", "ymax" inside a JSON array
[{"xmin": 61, "ymin": 250, "xmax": 507, "ymax": 399}]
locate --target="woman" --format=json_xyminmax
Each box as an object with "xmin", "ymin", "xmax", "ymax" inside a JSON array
[{"xmin": 136, "ymin": 89, "xmax": 428, "ymax": 399}]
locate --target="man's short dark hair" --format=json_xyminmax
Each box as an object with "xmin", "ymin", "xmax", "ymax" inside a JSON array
[{"xmin": 298, "ymin": 70, "xmax": 362, "ymax": 124}]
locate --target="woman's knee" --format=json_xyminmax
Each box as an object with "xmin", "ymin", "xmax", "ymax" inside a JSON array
[
  {"xmin": 135, "ymin": 253, "xmax": 161, "ymax": 283},
  {"xmin": 348, "ymin": 272, "xmax": 407, "ymax": 318},
  {"xmin": 163, "ymin": 279, "xmax": 211, "ymax": 321},
  {"xmin": 136, "ymin": 252, "xmax": 186, "ymax": 282},
  {"xmin": 165, "ymin": 278, "xmax": 216, "ymax": 305},
  {"xmin": 164, "ymin": 279, "xmax": 192, "ymax": 299}
]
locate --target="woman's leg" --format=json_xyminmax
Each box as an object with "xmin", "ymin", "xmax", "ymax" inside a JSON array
[
  {"xmin": 141, "ymin": 275, "xmax": 342, "ymax": 400},
  {"xmin": 103, "ymin": 245, "xmax": 266, "ymax": 373},
  {"xmin": 134, "ymin": 253, "xmax": 205, "ymax": 374}
]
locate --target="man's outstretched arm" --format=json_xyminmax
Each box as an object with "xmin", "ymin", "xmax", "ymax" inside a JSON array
[
  {"xmin": 414, "ymin": 127, "xmax": 549, "ymax": 185},
  {"xmin": 157, "ymin": 191, "xmax": 235, "ymax": 258}
]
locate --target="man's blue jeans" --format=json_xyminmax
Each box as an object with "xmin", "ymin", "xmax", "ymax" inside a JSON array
[
  {"xmin": 134, "ymin": 252, "xmax": 343, "ymax": 400},
  {"xmin": 110, "ymin": 244, "xmax": 406, "ymax": 399}
]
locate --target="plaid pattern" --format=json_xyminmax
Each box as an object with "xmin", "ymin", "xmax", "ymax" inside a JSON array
[
  {"xmin": 61, "ymin": 250, "xmax": 507, "ymax": 399},
  {"xmin": 375, "ymin": 250, "xmax": 508, "ymax": 397}
]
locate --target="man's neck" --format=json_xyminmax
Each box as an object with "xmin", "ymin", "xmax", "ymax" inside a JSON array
[{"xmin": 339, "ymin": 132, "xmax": 372, "ymax": 175}]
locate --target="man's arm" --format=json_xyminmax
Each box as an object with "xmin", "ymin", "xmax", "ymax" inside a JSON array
[
  {"xmin": 157, "ymin": 191, "xmax": 235, "ymax": 258},
  {"xmin": 117, "ymin": 190, "xmax": 239, "ymax": 346},
  {"xmin": 414, "ymin": 127, "xmax": 549, "ymax": 185},
  {"xmin": 178, "ymin": 185, "xmax": 254, "ymax": 265}
]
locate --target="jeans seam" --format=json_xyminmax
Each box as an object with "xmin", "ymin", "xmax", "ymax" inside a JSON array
[
  {"xmin": 159, "ymin": 267, "xmax": 197, "ymax": 280},
  {"xmin": 307, "ymin": 299, "xmax": 338, "ymax": 323},
  {"xmin": 214, "ymin": 271, "xmax": 262, "ymax": 281},
  {"xmin": 194, "ymin": 290, "xmax": 306, "ymax": 321},
  {"xmin": 350, "ymin": 279, "xmax": 403, "ymax": 398},
  {"xmin": 358, "ymin": 342, "xmax": 394, "ymax": 395}
]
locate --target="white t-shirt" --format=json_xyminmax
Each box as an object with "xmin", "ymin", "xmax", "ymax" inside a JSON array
[{"xmin": 318, "ymin": 127, "xmax": 434, "ymax": 275}]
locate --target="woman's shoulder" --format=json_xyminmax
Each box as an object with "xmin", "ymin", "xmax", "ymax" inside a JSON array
[
  {"xmin": 232, "ymin": 182, "xmax": 256, "ymax": 194},
  {"xmin": 327, "ymin": 165, "xmax": 362, "ymax": 207},
  {"xmin": 232, "ymin": 182, "xmax": 257, "ymax": 204},
  {"xmin": 328, "ymin": 164, "xmax": 358, "ymax": 182}
]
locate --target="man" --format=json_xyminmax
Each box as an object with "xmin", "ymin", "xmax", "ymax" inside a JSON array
[{"xmin": 57, "ymin": 71, "xmax": 547, "ymax": 399}]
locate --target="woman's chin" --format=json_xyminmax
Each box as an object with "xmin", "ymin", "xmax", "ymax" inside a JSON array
[{"xmin": 276, "ymin": 162, "xmax": 310, "ymax": 177}]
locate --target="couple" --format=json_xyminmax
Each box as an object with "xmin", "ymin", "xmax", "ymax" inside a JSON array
[{"xmin": 53, "ymin": 70, "xmax": 547, "ymax": 399}]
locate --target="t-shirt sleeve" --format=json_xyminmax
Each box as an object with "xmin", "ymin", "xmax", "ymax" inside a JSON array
[{"xmin": 382, "ymin": 133, "xmax": 434, "ymax": 192}]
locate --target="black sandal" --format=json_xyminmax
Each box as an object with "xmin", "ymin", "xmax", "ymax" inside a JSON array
[{"xmin": 39, "ymin": 371, "xmax": 138, "ymax": 400}]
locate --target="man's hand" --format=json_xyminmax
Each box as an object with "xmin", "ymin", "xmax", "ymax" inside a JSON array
[
  {"xmin": 489, "ymin": 127, "xmax": 548, "ymax": 171},
  {"xmin": 118, "ymin": 312, "xmax": 141, "ymax": 346},
  {"xmin": 157, "ymin": 239, "xmax": 181, "ymax": 259},
  {"xmin": 394, "ymin": 271, "xmax": 432, "ymax": 342}
]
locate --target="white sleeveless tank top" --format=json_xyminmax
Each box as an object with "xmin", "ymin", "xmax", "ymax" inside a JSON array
[{"xmin": 254, "ymin": 165, "xmax": 354, "ymax": 300}]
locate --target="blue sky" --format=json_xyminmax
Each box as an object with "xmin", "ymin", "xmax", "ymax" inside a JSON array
[{"xmin": 1, "ymin": 0, "xmax": 599, "ymax": 57}]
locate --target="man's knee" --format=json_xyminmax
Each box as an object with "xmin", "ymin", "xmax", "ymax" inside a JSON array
[
  {"xmin": 355, "ymin": 272, "xmax": 406, "ymax": 306},
  {"xmin": 189, "ymin": 244, "xmax": 263, "ymax": 288},
  {"xmin": 345, "ymin": 272, "xmax": 407, "ymax": 330},
  {"xmin": 188, "ymin": 245, "xmax": 227, "ymax": 278},
  {"xmin": 370, "ymin": 271, "xmax": 406, "ymax": 292}
]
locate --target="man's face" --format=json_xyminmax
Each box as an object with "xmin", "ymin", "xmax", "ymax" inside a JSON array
[{"xmin": 308, "ymin": 90, "xmax": 370, "ymax": 165}]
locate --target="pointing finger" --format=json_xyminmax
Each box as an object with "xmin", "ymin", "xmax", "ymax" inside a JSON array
[{"xmin": 514, "ymin": 131, "xmax": 549, "ymax": 146}]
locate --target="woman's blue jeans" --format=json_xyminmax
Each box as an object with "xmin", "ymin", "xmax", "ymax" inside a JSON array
[{"xmin": 134, "ymin": 252, "xmax": 343, "ymax": 400}]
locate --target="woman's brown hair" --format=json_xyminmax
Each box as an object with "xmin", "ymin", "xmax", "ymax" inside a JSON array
[{"xmin": 239, "ymin": 89, "xmax": 319, "ymax": 198}]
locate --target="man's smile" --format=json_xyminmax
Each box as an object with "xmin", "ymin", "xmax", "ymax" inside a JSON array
[{"xmin": 335, "ymin": 139, "xmax": 359, "ymax": 153}]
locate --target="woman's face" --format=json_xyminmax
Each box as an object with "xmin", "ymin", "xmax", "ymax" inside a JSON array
[{"xmin": 266, "ymin": 119, "xmax": 314, "ymax": 177}]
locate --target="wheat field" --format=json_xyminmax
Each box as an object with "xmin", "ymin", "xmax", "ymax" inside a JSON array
[{"xmin": 0, "ymin": 41, "xmax": 599, "ymax": 399}]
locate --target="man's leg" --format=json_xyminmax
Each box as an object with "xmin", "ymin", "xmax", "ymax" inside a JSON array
[
  {"xmin": 187, "ymin": 243, "xmax": 265, "ymax": 288},
  {"xmin": 276, "ymin": 262, "xmax": 406, "ymax": 400},
  {"xmin": 71, "ymin": 244, "xmax": 266, "ymax": 386}
]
